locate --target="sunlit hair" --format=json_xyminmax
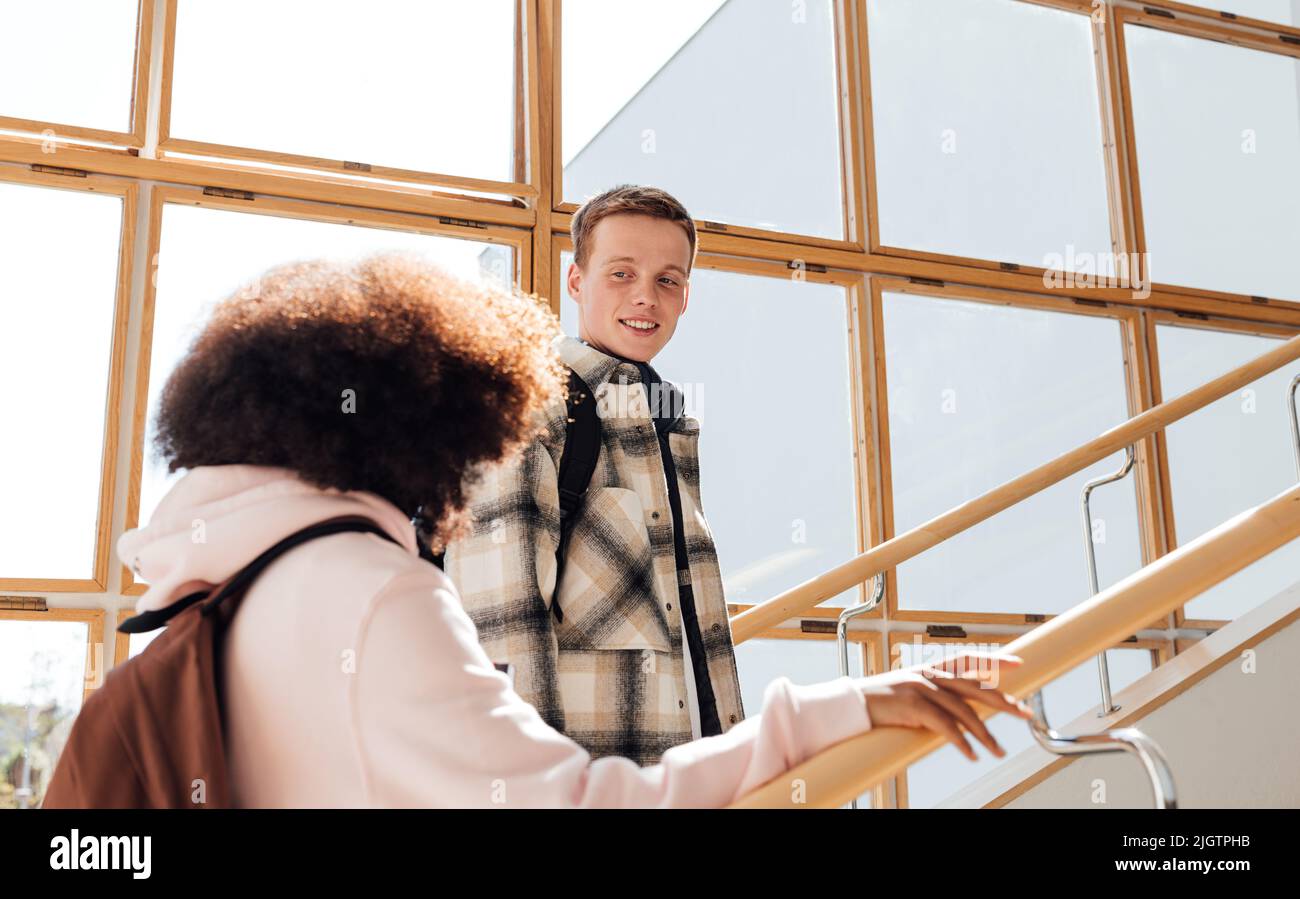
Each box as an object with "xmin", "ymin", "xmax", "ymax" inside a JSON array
[
  {"xmin": 153, "ymin": 253, "xmax": 565, "ymax": 547},
  {"xmin": 571, "ymin": 184, "xmax": 697, "ymax": 273}
]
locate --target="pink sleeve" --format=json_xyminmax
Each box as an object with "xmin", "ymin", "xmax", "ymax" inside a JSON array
[{"xmin": 352, "ymin": 570, "xmax": 872, "ymax": 808}]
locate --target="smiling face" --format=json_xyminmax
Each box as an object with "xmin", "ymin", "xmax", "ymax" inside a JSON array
[{"xmin": 567, "ymin": 212, "xmax": 691, "ymax": 362}]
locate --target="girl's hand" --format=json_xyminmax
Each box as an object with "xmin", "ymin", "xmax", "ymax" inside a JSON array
[{"xmin": 854, "ymin": 651, "xmax": 1033, "ymax": 761}]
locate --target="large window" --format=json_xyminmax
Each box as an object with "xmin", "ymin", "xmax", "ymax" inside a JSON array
[
  {"xmin": 0, "ymin": 177, "xmax": 127, "ymax": 585},
  {"xmin": 2, "ymin": 0, "xmax": 1298, "ymax": 810},
  {"xmin": 1156, "ymin": 320, "xmax": 1300, "ymax": 623},
  {"xmin": 562, "ymin": 0, "xmax": 848, "ymax": 239},
  {"xmin": 1123, "ymin": 22, "xmax": 1300, "ymax": 301},
  {"xmin": 866, "ymin": 0, "xmax": 1112, "ymax": 270},
  {"xmin": 879, "ymin": 285, "xmax": 1143, "ymax": 616},
  {"xmin": 167, "ymin": 0, "xmax": 519, "ymax": 185}
]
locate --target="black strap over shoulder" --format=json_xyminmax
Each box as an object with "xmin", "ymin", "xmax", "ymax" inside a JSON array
[
  {"xmin": 119, "ymin": 517, "xmax": 399, "ymax": 634},
  {"xmin": 549, "ymin": 370, "xmax": 601, "ymax": 623},
  {"xmin": 556, "ymin": 369, "xmax": 600, "ymax": 531}
]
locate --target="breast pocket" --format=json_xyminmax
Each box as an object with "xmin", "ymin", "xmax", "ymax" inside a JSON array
[{"xmin": 553, "ymin": 486, "xmax": 673, "ymax": 653}]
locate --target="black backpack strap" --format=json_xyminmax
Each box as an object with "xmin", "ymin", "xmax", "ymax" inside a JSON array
[
  {"xmin": 550, "ymin": 369, "xmax": 602, "ymax": 623},
  {"xmin": 119, "ymin": 517, "xmax": 400, "ymax": 633}
]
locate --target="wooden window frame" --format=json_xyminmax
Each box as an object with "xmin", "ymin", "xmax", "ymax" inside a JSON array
[
  {"xmin": 0, "ymin": 167, "xmax": 137, "ymax": 593},
  {"xmin": 1128, "ymin": 0, "xmax": 1300, "ymax": 36},
  {"xmin": 0, "ymin": 0, "xmax": 1293, "ymax": 691}
]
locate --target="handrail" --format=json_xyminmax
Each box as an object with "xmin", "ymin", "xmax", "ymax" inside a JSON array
[
  {"xmin": 728, "ymin": 483, "xmax": 1300, "ymax": 807},
  {"xmin": 836, "ymin": 574, "xmax": 884, "ymax": 810},
  {"xmin": 1026, "ymin": 692, "xmax": 1177, "ymax": 809},
  {"xmin": 1080, "ymin": 444, "xmax": 1136, "ymax": 715},
  {"xmin": 730, "ymin": 333, "xmax": 1300, "ymax": 644},
  {"xmin": 1289, "ymin": 373, "xmax": 1300, "ymax": 479}
]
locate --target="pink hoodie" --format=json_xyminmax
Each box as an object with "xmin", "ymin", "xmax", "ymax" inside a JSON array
[{"xmin": 120, "ymin": 465, "xmax": 872, "ymax": 808}]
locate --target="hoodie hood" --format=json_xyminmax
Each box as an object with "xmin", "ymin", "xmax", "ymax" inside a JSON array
[{"xmin": 119, "ymin": 465, "xmax": 418, "ymax": 614}]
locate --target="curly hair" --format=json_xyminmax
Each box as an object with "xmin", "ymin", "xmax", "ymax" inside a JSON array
[{"xmin": 153, "ymin": 253, "xmax": 565, "ymax": 548}]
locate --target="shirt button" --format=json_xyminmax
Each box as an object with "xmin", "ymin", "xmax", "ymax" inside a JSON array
[
  {"xmin": 711, "ymin": 623, "xmax": 721, "ymax": 632},
  {"xmin": 651, "ymin": 511, "xmax": 660, "ymax": 520},
  {"xmin": 679, "ymin": 700, "xmax": 685, "ymax": 709},
  {"xmin": 729, "ymin": 715, "xmax": 738, "ymax": 724},
  {"xmin": 666, "ymin": 603, "xmax": 672, "ymax": 611}
]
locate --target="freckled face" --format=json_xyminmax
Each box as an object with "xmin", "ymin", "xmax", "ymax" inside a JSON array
[{"xmin": 567, "ymin": 213, "xmax": 691, "ymax": 362}]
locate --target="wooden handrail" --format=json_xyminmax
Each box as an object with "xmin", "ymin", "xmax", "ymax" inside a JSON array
[
  {"xmin": 730, "ymin": 332, "xmax": 1300, "ymax": 644},
  {"xmin": 729, "ymin": 483, "xmax": 1300, "ymax": 807}
]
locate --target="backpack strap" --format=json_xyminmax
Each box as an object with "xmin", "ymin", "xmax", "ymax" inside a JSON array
[
  {"xmin": 119, "ymin": 517, "xmax": 399, "ymax": 634},
  {"xmin": 550, "ymin": 369, "xmax": 601, "ymax": 624}
]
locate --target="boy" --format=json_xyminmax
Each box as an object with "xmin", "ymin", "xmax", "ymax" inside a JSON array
[{"xmin": 445, "ymin": 185, "xmax": 744, "ymax": 765}]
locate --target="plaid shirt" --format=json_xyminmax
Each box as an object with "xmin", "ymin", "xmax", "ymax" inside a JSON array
[{"xmin": 444, "ymin": 336, "xmax": 745, "ymax": 765}]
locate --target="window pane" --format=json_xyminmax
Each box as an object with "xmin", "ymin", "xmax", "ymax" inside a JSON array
[
  {"xmin": 563, "ymin": 0, "xmax": 846, "ymax": 238},
  {"xmin": 735, "ymin": 637, "xmax": 871, "ymax": 807},
  {"xmin": 169, "ymin": 0, "xmax": 517, "ymax": 182},
  {"xmin": 0, "ymin": 0, "xmax": 138, "ymax": 133},
  {"xmin": 0, "ymin": 181, "xmax": 123, "ymax": 580},
  {"xmin": 0, "ymin": 619, "xmax": 90, "ymax": 809},
  {"xmin": 1156, "ymin": 324, "xmax": 1300, "ymax": 621},
  {"xmin": 893, "ymin": 639, "xmax": 1152, "ymax": 809},
  {"xmin": 867, "ymin": 0, "xmax": 1112, "ymax": 270},
  {"xmin": 560, "ymin": 253, "xmax": 861, "ymax": 606},
  {"xmin": 883, "ymin": 291, "xmax": 1142, "ymax": 615},
  {"xmin": 137, "ymin": 204, "xmax": 515, "ymax": 532},
  {"xmin": 1211, "ymin": 0, "xmax": 1298, "ymax": 26},
  {"xmin": 1125, "ymin": 25, "xmax": 1300, "ymax": 300}
]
